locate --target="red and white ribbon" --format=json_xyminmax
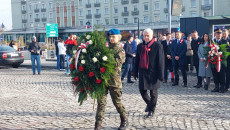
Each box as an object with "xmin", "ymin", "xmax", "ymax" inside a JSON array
[
  {"xmin": 205, "ymin": 43, "xmax": 221, "ymax": 72},
  {"xmin": 75, "ymin": 42, "xmax": 88, "ymax": 70}
]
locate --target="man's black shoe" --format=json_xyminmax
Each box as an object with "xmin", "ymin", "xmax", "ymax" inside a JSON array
[
  {"xmin": 183, "ymin": 84, "xmax": 187, "ymax": 87},
  {"xmin": 145, "ymin": 105, "xmax": 149, "ymax": 112},
  {"xmin": 145, "ymin": 111, "xmax": 154, "ymax": 118},
  {"xmin": 219, "ymin": 90, "xmax": 225, "ymax": 93},
  {"xmin": 204, "ymin": 85, "xmax": 208, "ymax": 90},
  {"xmin": 127, "ymin": 81, "xmax": 134, "ymax": 83},
  {"xmin": 118, "ymin": 118, "xmax": 128, "ymax": 130},
  {"xmin": 211, "ymin": 87, "xmax": 219, "ymax": 92},
  {"xmin": 193, "ymin": 84, "xmax": 202, "ymax": 88},
  {"xmin": 172, "ymin": 82, "xmax": 178, "ymax": 86}
]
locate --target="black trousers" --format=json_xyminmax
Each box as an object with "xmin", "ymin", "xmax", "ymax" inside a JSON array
[
  {"xmin": 226, "ymin": 57, "xmax": 230, "ymax": 89},
  {"xmin": 60, "ymin": 54, "xmax": 65, "ymax": 69},
  {"xmin": 211, "ymin": 66, "xmax": 226, "ymax": 91},
  {"xmin": 194, "ymin": 63, "xmax": 203, "ymax": 85},
  {"xmin": 174, "ymin": 61, "xmax": 187, "ymax": 84},
  {"xmin": 139, "ymin": 88, "xmax": 158, "ymax": 112}
]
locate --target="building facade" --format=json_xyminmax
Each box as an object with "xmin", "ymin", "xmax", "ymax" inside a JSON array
[{"xmin": 4, "ymin": 0, "xmax": 230, "ymax": 43}]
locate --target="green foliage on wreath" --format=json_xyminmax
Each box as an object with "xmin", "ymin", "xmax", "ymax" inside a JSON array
[{"xmin": 70, "ymin": 30, "xmax": 116, "ymax": 105}]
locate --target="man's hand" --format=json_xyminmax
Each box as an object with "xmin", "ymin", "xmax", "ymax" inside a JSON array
[
  {"xmin": 167, "ymin": 55, "xmax": 171, "ymax": 59},
  {"xmin": 31, "ymin": 50, "xmax": 34, "ymax": 52},
  {"xmin": 175, "ymin": 56, "xmax": 179, "ymax": 60},
  {"xmin": 133, "ymin": 54, "xmax": 136, "ymax": 57}
]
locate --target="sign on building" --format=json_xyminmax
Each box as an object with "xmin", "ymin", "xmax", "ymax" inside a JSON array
[
  {"xmin": 46, "ymin": 23, "xmax": 58, "ymax": 37},
  {"xmin": 172, "ymin": 0, "xmax": 183, "ymax": 16}
]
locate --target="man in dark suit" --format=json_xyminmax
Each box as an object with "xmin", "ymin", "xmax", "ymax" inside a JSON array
[
  {"xmin": 161, "ymin": 33, "xmax": 174, "ymax": 83},
  {"xmin": 134, "ymin": 28, "xmax": 164, "ymax": 118},
  {"xmin": 211, "ymin": 29, "xmax": 226, "ymax": 93},
  {"xmin": 121, "ymin": 35, "xmax": 136, "ymax": 83},
  {"xmin": 191, "ymin": 30, "xmax": 203, "ymax": 88},
  {"xmin": 171, "ymin": 31, "xmax": 187, "ymax": 87}
]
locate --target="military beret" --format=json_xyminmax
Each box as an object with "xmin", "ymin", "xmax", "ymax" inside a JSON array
[
  {"xmin": 214, "ymin": 28, "xmax": 222, "ymax": 33},
  {"xmin": 107, "ymin": 29, "xmax": 121, "ymax": 36}
]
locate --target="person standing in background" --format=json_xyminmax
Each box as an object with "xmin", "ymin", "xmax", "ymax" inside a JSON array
[
  {"xmin": 186, "ymin": 35, "xmax": 194, "ymax": 72},
  {"xmin": 55, "ymin": 38, "xmax": 60, "ymax": 70},
  {"xmin": 58, "ymin": 39, "xmax": 66, "ymax": 71}
]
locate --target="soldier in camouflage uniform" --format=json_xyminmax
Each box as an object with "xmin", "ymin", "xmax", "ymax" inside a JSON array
[{"xmin": 94, "ymin": 29, "xmax": 128, "ymax": 130}]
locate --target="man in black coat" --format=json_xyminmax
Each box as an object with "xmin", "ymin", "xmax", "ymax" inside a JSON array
[
  {"xmin": 134, "ymin": 28, "xmax": 164, "ymax": 118},
  {"xmin": 191, "ymin": 30, "xmax": 203, "ymax": 88},
  {"xmin": 161, "ymin": 33, "xmax": 174, "ymax": 83},
  {"xmin": 121, "ymin": 35, "xmax": 136, "ymax": 83}
]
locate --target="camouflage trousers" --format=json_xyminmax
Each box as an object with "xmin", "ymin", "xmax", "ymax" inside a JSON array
[{"xmin": 95, "ymin": 87, "xmax": 127, "ymax": 125}]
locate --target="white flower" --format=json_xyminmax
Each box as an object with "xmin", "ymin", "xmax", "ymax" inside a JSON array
[
  {"xmin": 73, "ymin": 50, "xmax": 77, "ymax": 54},
  {"xmin": 81, "ymin": 60, "xmax": 85, "ymax": 64},
  {"xmin": 219, "ymin": 52, "xmax": 223, "ymax": 55},
  {"xmin": 92, "ymin": 57, "xmax": 98, "ymax": 63},
  {"xmin": 82, "ymin": 49, "xmax": 87, "ymax": 53},
  {"xmin": 88, "ymin": 40, "xmax": 93, "ymax": 45},
  {"xmin": 86, "ymin": 35, "xmax": 91, "ymax": 40},
  {"xmin": 212, "ymin": 51, "xmax": 215, "ymax": 54},
  {"xmin": 216, "ymin": 46, "xmax": 220, "ymax": 50},
  {"xmin": 211, "ymin": 54, "xmax": 214, "ymax": 56},
  {"xmin": 102, "ymin": 56, "xmax": 108, "ymax": 61}
]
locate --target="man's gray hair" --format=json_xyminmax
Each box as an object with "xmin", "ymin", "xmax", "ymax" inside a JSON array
[
  {"xmin": 32, "ymin": 36, "xmax": 36, "ymax": 40},
  {"xmin": 143, "ymin": 28, "xmax": 153, "ymax": 36}
]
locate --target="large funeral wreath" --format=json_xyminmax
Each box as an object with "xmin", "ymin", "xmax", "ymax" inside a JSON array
[{"xmin": 70, "ymin": 31, "xmax": 116, "ymax": 105}]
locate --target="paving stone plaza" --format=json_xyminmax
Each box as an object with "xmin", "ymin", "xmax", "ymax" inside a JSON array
[{"xmin": 0, "ymin": 61, "xmax": 229, "ymax": 129}]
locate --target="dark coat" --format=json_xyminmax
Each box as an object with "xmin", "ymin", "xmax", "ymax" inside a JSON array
[
  {"xmin": 170, "ymin": 39, "xmax": 187, "ymax": 66},
  {"xmin": 55, "ymin": 40, "xmax": 59, "ymax": 55},
  {"xmin": 161, "ymin": 40, "xmax": 172, "ymax": 66},
  {"xmin": 191, "ymin": 37, "xmax": 202, "ymax": 66},
  {"xmin": 134, "ymin": 39, "xmax": 164, "ymax": 90},
  {"xmin": 123, "ymin": 42, "xmax": 134, "ymax": 64}
]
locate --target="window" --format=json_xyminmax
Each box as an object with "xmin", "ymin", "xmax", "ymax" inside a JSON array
[
  {"xmin": 105, "ymin": 8, "xmax": 109, "ymax": 14},
  {"xmin": 35, "ymin": 4, "xmax": 39, "ymax": 9},
  {"xmin": 144, "ymin": 4, "xmax": 148, "ymax": 11},
  {"xmin": 166, "ymin": 15, "xmax": 168, "ymax": 21},
  {"xmin": 23, "ymin": 24, "xmax": 26, "ymax": 29},
  {"xmin": 114, "ymin": 0, "xmax": 118, "ymax": 2},
  {"xmin": 204, "ymin": 0, "xmax": 209, "ymax": 5},
  {"xmin": 86, "ymin": 10, "xmax": 91, "ymax": 15},
  {"xmin": 42, "ymin": 3, "xmax": 45, "ymax": 9},
  {"xmin": 124, "ymin": 7, "xmax": 128, "ymax": 12},
  {"xmin": 114, "ymin": 7, "xmax": 118, "ymax": 13},
  {"xmin": 79, "ymin": 9, "xmax": 83, "ymax": 16},
  {"xmin": 88, "ymin": 0, "xmax": 91, "ymax": 4},
  {"xmin": 104, "ymin": 0, "xmax": 109, "ymax": 3},
  {"xmin": 36, "ymin": 14, "xmax": 39, "ymax": 19},
  {"xmin": 29, "ymin": 4, "xmax": 32, "ymax": 10},
  {"xmin": 114, "ymin": 19, "xmax": 118, "ymax": 24},
  {"xmin": 191, "ymin": 0, "xmax": 196, "ymax": 7},
  {"xmin": 124, "ymin": 18, "xmax": 128, "ymax": 24},
  {"xmin": 105, "ymin": 18, "xmax": 109, "ymax": 25},
  {"xmin": 79, "ymin": 0, "xmax": 83, "ymax": 6},
  {"xmin": 96, "ymin": 0, "xmax": 100, "ymax": 3},
  {"xmin": 143, "ymin": 16, "xmax": 149, "ymax": 23},
  {"xmin": 29, "ymin": 14, "xmax": 32, "ymax": 19},
  {"xmin": 96, "ymin": 20, "xmax": 100, "ymax": 25},
  {"xmin": 43, "ymin": 13, "xmax": 46, "ymax": 18},
  {"xmin": 154, "ymin": 2, "xmax": 160, "ymax": 10},
  {"xmin": 49, "ymin": 2, "xmax": 53, "ymax": 8},
  {"xmin": 154, "ymin": 15, "xmax": 160, "ymax": 22},
  {"xmin": 23, "ymin": 15, "xmax": 26, "ymax": 19},
  {"xmin": 134, "ymin": 17, "xmax": 138, "ymax": 23},
  {"xmin": 49, "ymin": 13, "xmax": 53, "ymax": 18},
  {"xmin": 96, "ymin": 9, "xmax": 100, "ymax": 14},
  {"xmin": 191, "ymin": 12, "xmax": 197, "ymax": 17},
  {"xmin": 80, "ymin": 20, "xmax": 83, "ymax": 26},
  {"xmin": 30, "ymin": 23, "xmax": 33, "ymax": 27},
  {"xmin": 134, "ymin": 5, "xmax": 138, "ymax": 11},
  {"xmin": 22, "ymin": 5, "xmax": 26, "ymax": 10}
]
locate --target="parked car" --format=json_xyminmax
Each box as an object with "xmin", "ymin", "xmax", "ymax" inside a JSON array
[{"xmin": 0, "ymin": 44, "xmax": 24, "ymax": 68}]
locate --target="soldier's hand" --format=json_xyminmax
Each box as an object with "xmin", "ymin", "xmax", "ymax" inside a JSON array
[{"xmin": 134, "ymin": 76, "xmax": 138, "ymax": 80}]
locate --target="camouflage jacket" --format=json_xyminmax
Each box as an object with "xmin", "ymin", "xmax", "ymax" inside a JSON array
[{"xmin": 108, "ymin": 43, "xmax": 126, "ymax": 88}]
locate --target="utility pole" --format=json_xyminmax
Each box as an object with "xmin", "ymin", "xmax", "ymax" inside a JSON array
[
  {"xmin": 212, "ymin": 0, "xmax": 214, "ymax": 16},
  {"xmin": 168, "ymin": 0, "xmax": 172, "ymax": 33},
  {"xmin": 91, "ymin": 0, "xmax": 94, "ymax": 32},
  {"xmin": 138, "ymin": 18, "xmax": 140, "ymax": 38}
]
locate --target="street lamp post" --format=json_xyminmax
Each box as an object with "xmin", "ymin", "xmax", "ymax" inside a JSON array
[
  {"xmin": 138, "ymin": 18, "xmax": 140, "ymax": 38},
  {"xmin": 168, "ymin": 0, "xmax": 172, "ymax": 33}
]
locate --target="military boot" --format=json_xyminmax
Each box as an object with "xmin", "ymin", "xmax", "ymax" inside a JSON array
[
  {"xmin": 118, "ymin": 116, "xmax": 128, "ymax": 130},
  {"xmin": 94, "ymin": 123, "xmax": 102, "ymax": 130}
]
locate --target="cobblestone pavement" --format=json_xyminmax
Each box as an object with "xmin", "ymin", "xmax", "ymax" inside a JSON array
[{"xmin": 0, "ymin": 65, "xmax": 229, "ymax": 130}]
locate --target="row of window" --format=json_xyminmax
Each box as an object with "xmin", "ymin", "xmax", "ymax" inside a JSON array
[
  {"xmin": 22, "ymin": 2, "xmax": 53, "ymax": 11},
  {"xmin": 22, "ymin": 13, "xmax": 53, "ymax": 20}
]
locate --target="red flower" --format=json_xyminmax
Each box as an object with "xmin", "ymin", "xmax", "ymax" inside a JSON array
[
  {"xmin": 100, "ymin": 67, "xmax": 106, "ymax": 73},
  {"xmin": 78, "ymin": 88, "xmax": 83, "ymax": 92},
  {"xmin": 220, "ymin": 59, "xmax": 223, "ymax": 62},
  {"xmin": 86, "ymin": 87, "xmax": 92, "ymax": 91},
  {"xmin": 89, "ymin": 72, "xmax": 95, "ymax": 77},
  {"xmin": 96, "ymin": 79, "xmax": 102, "ymax": 84},
  {"xmin": 214, "ymin": 56, "xmax": 217, "ymax": 59},
  {"xmin": 74, "ymin": 77, "xmax": 79, "ymax": 82},
  {"xmin": 70, "ymin": 64, "xmax": 74, "ymax": 70},
  {"xmin": 79, "ymin": 66, "xmax": 84, "ymax": 71},
  {"xmin": 180, "ymin": 39, "xmax": 184, "ymax": 44},
  {"xmin": 220, "ymin": 55, "xmax": 223, "ymax": 58}
]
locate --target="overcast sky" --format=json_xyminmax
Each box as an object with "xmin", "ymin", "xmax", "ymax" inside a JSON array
[{"xmin": 0, "ymin": 0, "xmax": 12, "ymax": 30}]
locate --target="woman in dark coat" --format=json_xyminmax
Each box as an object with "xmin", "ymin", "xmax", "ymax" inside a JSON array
[{"xmin": 134, "ymin": 28, "xmax": 164, "ymax": 118}]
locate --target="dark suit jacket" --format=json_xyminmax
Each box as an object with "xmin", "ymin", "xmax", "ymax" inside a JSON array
[
  {"xmin": 170, "ymin": 39, "xmax": 187, "ymax": 66},
  {"xmin": 191, "ymin": 37, "xmax": 202, "ymax": 66},
  {"xmin": 134, "ymin": 39, "xmax": 164, "ymax": 90},
  {"xmin": 161, "ymin": 40, "xmax": 172, "ymax": 65},
  {"xmin": 123, "ymin": 42, "xmax": 134, "ymax": 64}
]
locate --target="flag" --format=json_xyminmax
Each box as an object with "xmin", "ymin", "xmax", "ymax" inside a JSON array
[{"xmin": 172, "ymin": 0, "xmax": 183, "ymax": 16}]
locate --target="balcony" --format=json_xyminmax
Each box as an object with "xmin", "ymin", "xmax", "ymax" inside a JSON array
[
  {"xmin": 41, "ymin": 17, "xmax": 47, "ymax": 22},
  {"xmin": 86, "ymin": 14, "xmax": 92, "ymax": 19},
  {"xmin": 34, "ymin": 9, "xmax": 39, "ymax": 13},
  {"xmin": 131, "ymin": 10, "xmax": 139, "ymax": 16},
  {"xmin": 201, "ymin": 5, "xmax": 211, "ymax": 10},
  {"xmin": 94, "ymin": 3, "xmax": 100, "ymax": 7},
  {"xmin": 86, "ymin": 4, "xmax": 91, "ymax": 8},
  {"xmin": 41, "ymin": 8, "xmax": 46, "ymax": 12},
  {"xmin": 22, "ymin": 19, "xmax": 27, "ymax": 23},
  {"xmin": 94, "ymin": 14, "xmax": 101, "ymax": 18},
  {"xmin": 164, "ymin": 8, "xmax": 168, "ymax": 13},
  {"xmin": 21, "ymin": 1, "xmax": 26, "ymax": 5},
  {"xmin": 121, "ymin": 0, "xmax": 129, "ymax": 5},
  {"xmin": 131, "ymin": 0, "xmax": 139, "ymax": 4},
  {"xmin": 22, "ymin": 10, "xmax": 27, "ymax": 14},
  {"xmin": 122, "ymin": 11, "xmax": 129, "ymax": 16},
  {"xmin": 35, "ymin": 18, "xmax": 40, "ymax": 22}
]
